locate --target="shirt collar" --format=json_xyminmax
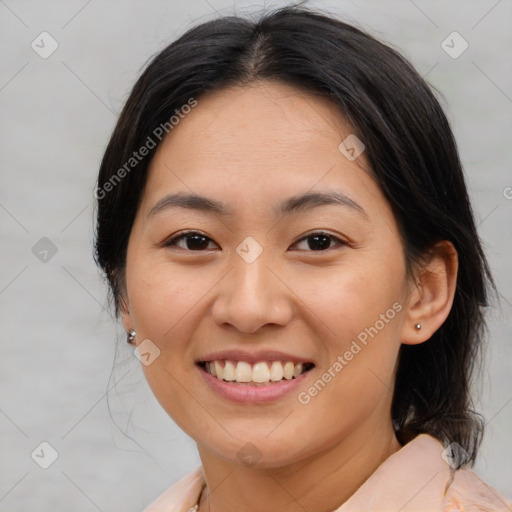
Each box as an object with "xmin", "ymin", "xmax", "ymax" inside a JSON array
[{"xmin": 144, "ymin": 433, "xmax": 453, "ymax": 512}]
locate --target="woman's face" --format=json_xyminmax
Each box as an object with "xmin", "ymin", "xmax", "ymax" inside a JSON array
[{"xmin": 122, "ymin": 81, "xmax": 414, "ymax": 468}]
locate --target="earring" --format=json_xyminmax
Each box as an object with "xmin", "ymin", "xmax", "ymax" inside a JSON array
[
  {"xmin": 127, "ymin": 329, "xmax": 136, "ymax": 344},
  {"xmin": 415, "ymin": 323, "xmax": 422, "ymax": 331}
]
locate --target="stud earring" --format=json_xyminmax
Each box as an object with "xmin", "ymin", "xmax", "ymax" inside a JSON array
[
  {"xmin": 127, "ymin": 329, "xmax": 136, "ymax": 344},
  {"xmin": 415, "ymin": 323, "xmax": 422, "ymax": 331}
]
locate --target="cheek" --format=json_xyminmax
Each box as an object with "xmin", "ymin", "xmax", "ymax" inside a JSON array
[
  {"xmin": 293, "ymin": 251, "xmax": 405, "ymax": 396},
  {"xmin": 291, "ymin": 267, "xmax": 404, "ymax": 452},
  {"xmin": 127, "ymin": 256, "xmax": 203, "ymax": 340},
  {"xmin": 295, "ymin": 253, "xmax": 404, "ymax": 341},
  {"xmin": 126, "ymin": 256, "xmax": 205, "ymax": 430},
  {"xmin": 125, "ymin": 256, "xmax": 205, "ymax": 403}
]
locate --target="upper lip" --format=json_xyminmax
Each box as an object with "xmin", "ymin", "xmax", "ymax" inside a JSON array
[{"xmin": 195, "ymin": 349, "xmax": 315, "ymax": 365}]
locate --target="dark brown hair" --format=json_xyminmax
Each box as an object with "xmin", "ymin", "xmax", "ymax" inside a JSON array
[{"xmin": 93, "ymin": 5, "xmax": 496, "ymax": 466}]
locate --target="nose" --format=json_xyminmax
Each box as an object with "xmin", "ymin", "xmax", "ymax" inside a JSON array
[{"xmin": 211, "ymin": 252, "xmax": 294, "ymax": 334}]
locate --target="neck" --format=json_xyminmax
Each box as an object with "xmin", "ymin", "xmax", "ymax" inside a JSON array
[{"xmin": 197, "ymin": 420, "xmax": 402, "ymax": 512}]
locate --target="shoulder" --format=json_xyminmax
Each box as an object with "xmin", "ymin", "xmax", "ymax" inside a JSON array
[
  {"xmin": 443, "ymin": 468, "xmax": 512, "ymax": 512},
  {"xmin": 142, "ymin": 466, "xmax": 205, "ymax": 512},
  {"xmin": 338, "ymin": 434, "xmax": 511, "ymax": 512}
]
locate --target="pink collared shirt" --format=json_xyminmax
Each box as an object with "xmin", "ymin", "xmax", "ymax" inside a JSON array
[{"xmin": 142, "ymin": 434, "xmax": 512, "ymax": 512}]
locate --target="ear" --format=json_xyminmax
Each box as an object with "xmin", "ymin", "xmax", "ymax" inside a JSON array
[
  {"xmin": 120, "ymin": 295, "xmax": 133, "ymax": 333},
  {"xmin": 400, "ymin": 240, "xmax": 458, "ymax": 345},
  {"xmin": 114, "ymin": 270, "xmax": 133, "ymax": 332}
]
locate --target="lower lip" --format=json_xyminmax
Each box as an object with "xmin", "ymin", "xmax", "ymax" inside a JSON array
[{"xmin": 197, "ymin": 365, "xmax": 312, "ymax": 404}]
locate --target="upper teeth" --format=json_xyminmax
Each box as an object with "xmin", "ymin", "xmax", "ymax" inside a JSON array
[{"xmin": 205, "ymin": 360, "xmax": 307, "ymax": 383}]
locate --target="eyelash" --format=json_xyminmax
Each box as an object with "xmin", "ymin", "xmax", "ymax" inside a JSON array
[{"xmin": 162, "ymin": 230, "xmax": 347, "ymax": 252}]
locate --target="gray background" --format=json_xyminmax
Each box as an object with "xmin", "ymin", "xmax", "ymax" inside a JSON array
[{"xmin": 1, "ymin": 0, "xmax": 511, "ymax": 510}]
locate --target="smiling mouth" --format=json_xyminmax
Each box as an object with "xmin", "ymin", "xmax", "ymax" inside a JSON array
[{"xmin": 197, "ymin": 360, "xmax": 315, "ymax": 385}]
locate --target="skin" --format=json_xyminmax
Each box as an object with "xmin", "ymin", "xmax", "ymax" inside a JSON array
[{"xmin": 120, "ymin": 81, "xmax": 458, "ymax": 512}]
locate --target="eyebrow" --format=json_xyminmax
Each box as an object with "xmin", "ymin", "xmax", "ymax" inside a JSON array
[{"xmin": 147, "ymin": 190, "xmax": 368, "ymax": 219}]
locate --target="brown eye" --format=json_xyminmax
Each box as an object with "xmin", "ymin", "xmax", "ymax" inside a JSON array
[
  {"xmin": 163, "ymin": 231, "xmax": 218, "ymax": 251},
  {"xmin": 291, "ymin": 232, "xmax": 346, "ymax": 252}
]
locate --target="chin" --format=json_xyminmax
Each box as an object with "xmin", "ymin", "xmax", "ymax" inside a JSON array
[{"xmin": 198, "ymin": 432, "xmax": 318, "ymax": 470}]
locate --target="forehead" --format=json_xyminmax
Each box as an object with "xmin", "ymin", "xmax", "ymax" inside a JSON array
[
  {"xmin": 141, "ymin": 81, "xmax": 389, "ymax": 224},
  {"xmin": 165, "ymin": 81, "xmax": 352, "ymax": 161}
]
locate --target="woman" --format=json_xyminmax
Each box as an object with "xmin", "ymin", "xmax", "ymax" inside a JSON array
[{"xmin": 93, "ymin": 5, "xmax": 511, "ymax": 512}]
